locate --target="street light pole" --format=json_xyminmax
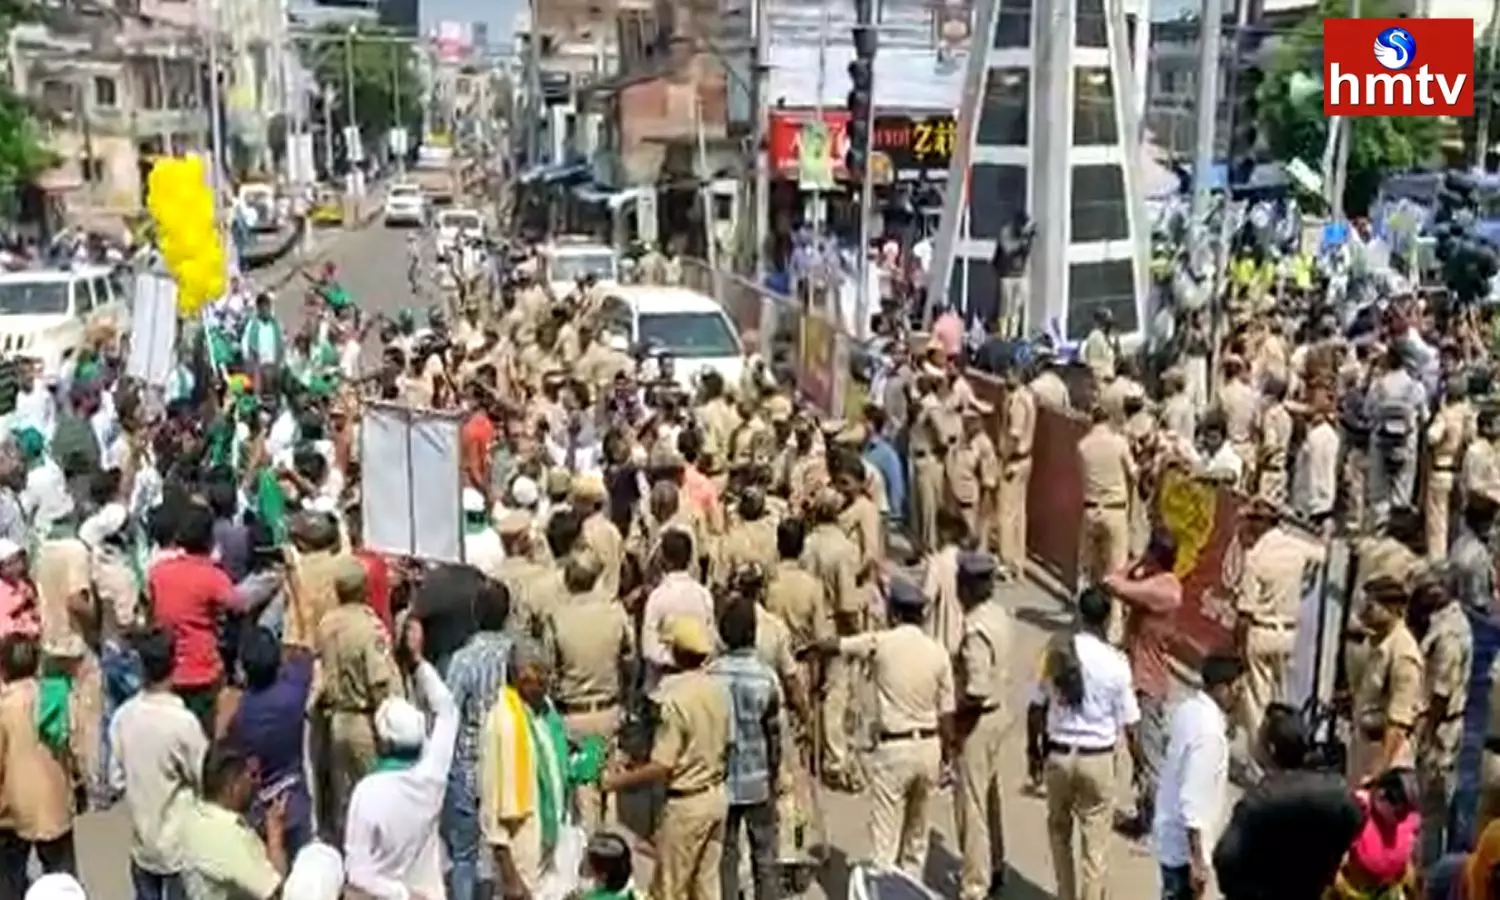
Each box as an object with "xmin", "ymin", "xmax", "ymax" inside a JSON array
[
  {"xmin": 344, "ymin": 25, "xmax": 359, "ymax": 188},
  {"xmin": 205, "ymin": 0, "xmax": 226, "ymax": 222}
]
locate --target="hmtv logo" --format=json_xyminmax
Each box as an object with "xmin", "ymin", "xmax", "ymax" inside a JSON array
[{"xmin": 1323, "ymin": 18, "xmax": 1474, "ymax": 116}]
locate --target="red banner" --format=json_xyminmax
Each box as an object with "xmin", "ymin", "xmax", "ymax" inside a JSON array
[{"xmin": 767, "ymin": 109, "xmax": 852, "ymax": 179}]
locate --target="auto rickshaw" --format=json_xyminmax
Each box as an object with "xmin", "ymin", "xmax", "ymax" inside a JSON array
[{"xmin": 310, "ymin": 187, "xmax": 345, "ymax": 226}]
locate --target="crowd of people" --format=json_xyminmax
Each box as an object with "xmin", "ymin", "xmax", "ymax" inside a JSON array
[{"xmin": 12, "ymin": 173, "xmax": 1500, "ymax": 900}]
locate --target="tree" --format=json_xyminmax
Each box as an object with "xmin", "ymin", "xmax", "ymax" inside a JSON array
[
  {"xmin": 0, "ymin": 0, "xmax": 57, "ymax": 193},
  {"xmin": 306, "ymin": 25, "xmax": 421, "ymax": 146},
  {"xmin": 1255, "ymin": 0, "xmax": 1442, "ymax": 216}
]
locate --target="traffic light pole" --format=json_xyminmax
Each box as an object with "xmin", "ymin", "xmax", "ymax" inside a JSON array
[{"xmin": 849, "ymin": 1, "xmax": 878, "ymax": 339}]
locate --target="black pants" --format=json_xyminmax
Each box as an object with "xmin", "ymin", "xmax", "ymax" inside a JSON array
[
  {"xmin": 722, "ymin": 801, "xmax": 779, "ymax": 900},
  {"xmin": 0, "ymin": 830, "xmax": 76, "ymax": 900}
]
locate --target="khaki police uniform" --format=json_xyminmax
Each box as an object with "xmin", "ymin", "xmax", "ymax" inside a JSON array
[
  {"xmin": 955, "ymin": 597, "xmax": 1013, "ymax": 900},
  {"xmin": 764, "ymin": 560, "xmax": 832, "ymax": 858},
  {"xmin": 1425, "ymin": 401, "xmax": 1471, "ymax": 559},
  {"xmin": 311, "ymin": 602, "xmax": 403, "ymax": 845},
  {"xmin": 1257, "ymin": 400, "xmax": 1293, "ymax": 504},
  {"xmin": 1220, "ymin": 378, "xmax": 1259, "ymax": 491},
  {"xmin": 837, "ymin": 618, "xmax": 955, "ymax": 877},
  {"xmin": 1347, "ymin": 619, "xmax": 1424, "ymax": 785},
  {"xmin": 800, "ymin": 516, "xmax": 863, "ymax": 785},
  {"xmin": 838, "ymin": 492, "xmax": 884, "ymax": 625},
  {"xmin": 912, "ymin": 395, "xmax": 962, "ymax": 552},
  {"xmin": 579, "ymin": 507, "xmax": 626, "ymax": 601},
  {"xmin": 546, "ymin": 579, "xmax": 634, "ymax": 831},
  {"xmin": 1234, "ymin": 524, "xmax": 1322, "ymax": 747},
  {"xmin": 494, "ymin": 552, "xmax": 546, "ymax": 638},
  {"xmin": 1076, "ymin": 422, "xmax": 1135, "ymax": 592},
  {"xmin": 649, "ymin": 667, "xmax": 732, "ymax": 900},
  {"xmin": 1028, "ymin": 370, "xmax": 1070, "ymax": 410},
  {"xmin": 714, "ymin": 515, "xmax": 778, "ymax": 587},
  {"xmin": 1417, "ymin": 600, "xmax": 1472, "ymax": 865},
  {"xmin": 1080, "ymin": 329, "xmax": 1116, "ymax": 386},
  {"xmin": 1000, "ymin": 386, "xmax": 1036, "ymax": 575}
]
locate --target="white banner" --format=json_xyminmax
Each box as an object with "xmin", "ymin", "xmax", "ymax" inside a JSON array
[
  {"xmin": 125, "ymin": 274, "xmax": 178, "ymax": 387},
  {"xmin": 359, "ymin": 402, "xmax": 464, "ymax": 563}
]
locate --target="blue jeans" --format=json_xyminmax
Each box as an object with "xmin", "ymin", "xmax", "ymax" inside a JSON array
[
  {"xmin": 1160, "ymin": 865, "xmax": 1193, "ymax": 900},
  {"xmin": 130, "ymin": 864, "xmax": 187, "ymax": 900},
  {"xmin": 98, "ymin": 639, "xmax": 142, "ymax": 804},
  {"xmin": 441, "ymin": 765, "xmax": 486, "ymax": 900}
]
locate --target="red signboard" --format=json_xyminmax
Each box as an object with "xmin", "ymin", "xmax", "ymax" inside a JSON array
[{"xmin": 767, "ymin": 110, "xmax": 852, "ymax": 179}]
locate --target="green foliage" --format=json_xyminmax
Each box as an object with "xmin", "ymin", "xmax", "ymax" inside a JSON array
[
  {"xmin": 0, "ymin": 0, "xmax": 55, "ymax": 192},
  {"xmin": 1255, "ymin": 0, "xmax": 1442, "ymax": 215},
  {"xmin": 307, "ymin": 26, "xmax": 422, "ymax": 142}
]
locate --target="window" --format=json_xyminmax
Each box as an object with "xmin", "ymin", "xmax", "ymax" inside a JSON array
[
  {"xmin": 1066, "ymin": 259, "xmax": 1136, "ymax": 338},
  {"xmin": 77, "ymin": 279, "xmax": 98, "ymax": 313},
  {"xmin": 976, "ymin": 68, "xmax": 1028, "ymax": 146},
  {"xmin": 1070, "ymin": 164, "xmax": 1129, "ymax": 243},
  {"xmin": 0, "ymin": 281, "xmax": 70, "ymax": 316},
  {"xmin": 638, "ymin": 312, "xmax": 740, "ymax": 358},
  {"xmin": 81, "ymin": 156, "xmax": 104, "ymax": 183},
  {"xmin": 993, "ymin": 0, "xmax": 1031, "ymax": 48},
  {"xmin": 1076, "ymin": 0, "xmax": 1107, "ymax": 48},
  {"xmin": 1073, "ymin": 68, "xmax": 1118, "ymax": 146},
  {"xmin": 968, "ymin": 163, "xmax": 1027, "ymax": 241},
  {"xmin": 93, "ymin": 76, "xmax": 117, "ymax": 108},
  {"xmin": 963, "ymin": 259, "xmax": 999, "ymax": 324}
]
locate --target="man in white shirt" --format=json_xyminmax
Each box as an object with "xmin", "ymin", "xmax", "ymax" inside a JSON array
[
  {"xmin": 461, "ymin": 487, "xmax": 505, "ymax": 581},
  {"xmin": 639, "ymin": 530, "xmax": 715, "ymax": 690},
  {"xmin": 12, "ymin": 361, "xmax": 55, "ymax": 441},
  {"xmin": 1029, "ymin": 587, "xmax": 1139, "ymax": 900},
  {"xmin": 1198, "ymin": 415, "xmax": 1245, "ymax": 486},
  {"xmin": 1154, "ymin": 654, "xmax": 1243, "ymax": 900},
  {"xmin": 110, "ymin": 628, "xmax": 207, "ymax": 900},
  {"xmin": 344, "ymin": 620, "xmax": 459, "ymax": 900}
]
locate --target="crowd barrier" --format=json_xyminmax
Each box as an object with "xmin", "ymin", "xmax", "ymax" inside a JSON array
[{"xmin": 679, "ymin": 258, "xmax": 1242, "ymax": 666}]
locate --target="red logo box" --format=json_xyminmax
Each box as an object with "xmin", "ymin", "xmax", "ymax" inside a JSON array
[{"xmin": 1323, "ymin": 18, "xmax": 1473, "ymax": 117}]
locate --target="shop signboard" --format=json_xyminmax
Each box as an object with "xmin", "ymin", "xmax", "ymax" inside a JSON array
[
  {"xmin": 768, "ymin": 110, "xmax": 851, "ymax": 180},
  {"xmin": 872, "ymin": 114, "xmax": 958, "ymax": 173}
]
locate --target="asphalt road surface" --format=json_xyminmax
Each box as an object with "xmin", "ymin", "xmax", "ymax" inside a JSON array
[{"xmin": 70, "ymin": 219, "xmax": 1174, "ymax": 898}]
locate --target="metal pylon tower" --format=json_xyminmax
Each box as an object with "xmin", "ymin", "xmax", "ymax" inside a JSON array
[{"xmin": 924, "ymin": 0, "xmax": 1151, "ymax": 343}]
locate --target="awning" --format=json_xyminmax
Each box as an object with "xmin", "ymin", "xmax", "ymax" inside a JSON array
[
  {"xmin": 572, "ymin": 184, "xmax": 647, "ymax": 210},
  {"xmin": 518, "ymin": 161, "xmax": 590, "ymax": 185}
]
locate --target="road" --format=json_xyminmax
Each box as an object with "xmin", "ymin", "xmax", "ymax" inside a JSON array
[{"xmin": 71, "ymin": 219, "xmax": 1169, "ymax": 898}]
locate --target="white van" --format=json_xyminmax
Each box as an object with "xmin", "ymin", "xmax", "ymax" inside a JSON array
[
  {"xmin": 0, "ymin": 266, "xmax": 131, "ymax": 376},
  {"xmin": 599, "ymin": 285, "xmax": 743, "ymax": 389}
]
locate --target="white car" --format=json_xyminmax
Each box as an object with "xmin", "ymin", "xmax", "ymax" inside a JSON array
[
  {"xmin": 599, "ymin": 285, "xmax": 743, "ymax": 390},
  {"xmin": 236, "ymin": 183, "xmax": 280, "ymax": 233},
  {"xmin": 541, "ymin": 239, "xmax": 619, "ymax": 299},
  {"xmin": 435, "ymin": 208, "xmax": 485, "ymax": 255},
  {"xmin": 383, "ymin": 183, "xmax": 427, "ymax": 227},
  {"xmin": 0, "ymin": 266, "xmax": 131, "ymax": 378}
]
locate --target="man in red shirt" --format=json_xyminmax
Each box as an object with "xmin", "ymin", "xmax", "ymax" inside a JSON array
[
  {"xmin": 459, "ymin": 383, "xmax": 497, "ymax": 500},
  {"xmin": 148, "ymin": 503, "xmax": 237, "ymax": 734},
  {"xmin": 1102, "ymin": 530, "xmax": 1183, "ymax": 839}
]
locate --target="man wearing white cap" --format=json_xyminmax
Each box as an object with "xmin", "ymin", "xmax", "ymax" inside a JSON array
[
  {"xmin": 344, "ymin": 619, "xmax": 459, "ymax": 900},
  {"xmin": 462, "ymin": 488, "xmax": 505, "ymax": 582},
  {"xmin": 24, "ymin": 873, "xmax": 85, "ymax": 900}
]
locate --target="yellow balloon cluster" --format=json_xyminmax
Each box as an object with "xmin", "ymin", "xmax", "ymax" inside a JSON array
[{"xmin": 147, "ymin": 155, "xmax": 226, "ymax": 316}]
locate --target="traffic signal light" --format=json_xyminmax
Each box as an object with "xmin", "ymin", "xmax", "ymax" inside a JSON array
[{"xmin": 846, "ymin": 0, "xmax": 877, "ymax": 182}]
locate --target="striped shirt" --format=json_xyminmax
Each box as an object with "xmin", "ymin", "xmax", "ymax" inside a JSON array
[
  {"xmin": 445, "ymin": 632, "xmax": 513, "ymax": 786},
  {"xmin": 707, "ymin": 649, "xmax": 780, "ymax": 805}
]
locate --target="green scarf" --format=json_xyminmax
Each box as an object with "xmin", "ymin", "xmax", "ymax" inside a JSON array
[
  {"xmin": 463, "ymin": 515, "xmax": 489, "ymax": 536},
  {"xmin": 581, "ymin": 887, "xmax": 637, "ymax": 900},
  {"xmin": 205, "ymin": 419, "xmax": 233, "ymax": 471},
  {"xmin": 526, "ymin": 701, "xmax": 568, "ymax": 851},
  {"xmin": 255, "ymin": 469, "xmax": 289, "ymax": 544},
  {"xmin": 372, "ymin": 754, "xmax": 416, "ymax": 773},
  {"xmin": 323, "ymin": 284, "xmax": 352, "ymax": 309},
  {"xmin": 37, "ymin": 674, "xmax": 71, "ymax": 753}
]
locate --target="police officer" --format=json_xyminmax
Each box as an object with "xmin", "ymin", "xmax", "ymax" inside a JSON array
[
  {"xmin": 1233, "ymin": 497, "xmax": 1323, "ymax": 759},
  {"xmin": 545, "ymin": 550, "xmax": 635, "ymax": 830},
  {"xmin": 801, "ymin": 487, "xmax": 863, "ymax": 791},
  {"xmin": 1347, "ymin": 575, "xmax": 1425, "ymax": 787},
  {"xmin": 1256, "ymin": 377, "xmax": 1293, "ymax": 504},
  {"xmin": 911, "ymin": 370, "xmax": 962, "ymax": 552},
  {"xmin": 816, "ymin": 577, "xmax": 954, "ymax": 880},
  {"xmin": 1076, "ymin": 404, "xmax": 1136, "ymax": 594},
  {"xmin": 999, "ymin": 366, "xmax": 1036, "ymax": 578},
  {"xmin": 1412, "ymin": 563, "xmax": 1472, "ymax": 866},
  {"xmin": 1425, "ymin": 377, "xmax": 1472, "ymax": 558},
  {"xmin": 953, "ymin": 552, "xmax": 1012, "ymax": 900},
  {"xmin": 310, "ymin": 558, "xmax": 404, "ymax": 846},
  {"xmin": 715, "ymin": 486, "xmax": 779, "ymax": 587},
  {"xmin": 1219, "ymin": 356, "xmax": 1259, "ymax": 492},
  {"xmin": 1365, "ymin": 344, "xmax": 1427, "ymax": 530},
  {"xmin": 602, "ymin": 616, "xmax": 731, "ymax": 899}
]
